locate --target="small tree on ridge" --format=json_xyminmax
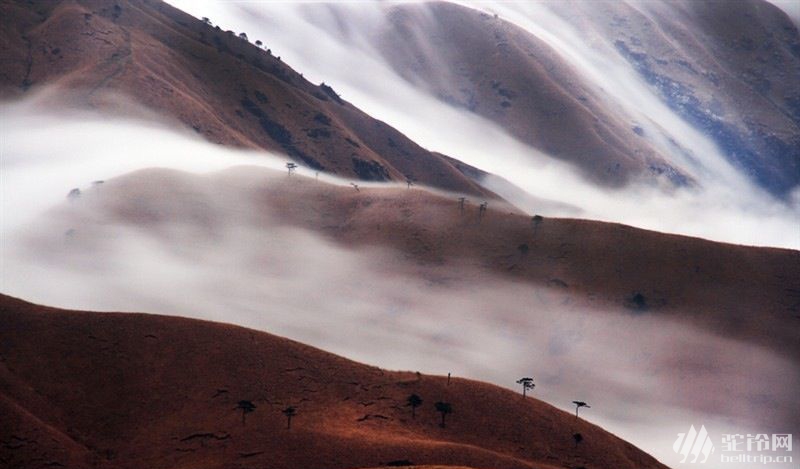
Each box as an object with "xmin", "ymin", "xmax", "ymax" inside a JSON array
[
  {"xmin": 235, "ymin": 400, "xmax": 256, "ymax": 426},
  {"xmin": 572, "ymin": 401, "xmax": 590, "ymax": 419},
  {"xmin": 406, "ymin": 394, "xmax": 422, "ymax": 419},
  {"xmin": 434, "ymin": 401, "xmax": 452, "ymax": 428},
  {"xmin": 282, "ymin": 406, "xmax": 296, "ymax": 429},
  {"xmin": 516, "ymin": 377, "xmax": 535, "ymax": 398}
]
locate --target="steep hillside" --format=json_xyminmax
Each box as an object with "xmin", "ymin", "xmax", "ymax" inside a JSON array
[
  {"xmin": 0, "ymin": 294, "xmax": 669, "ymax": 469},
  {"xmin": 375, "ymin": 1, "xmax": 689, "ymax": 187},
  {"xmin": 20, "ymin": 166, "xmax": 800, "ymax": 361},
  {"xmin": 602, "ymin": 0, "xmax": 800, "ymax": 195},
  {"xmin": 0, "ymin": 0, "xmax": 492, "ymax": 196},
  {"xmin": 371, "ymin": 0, "xmax": 800, "ymax": 195}
]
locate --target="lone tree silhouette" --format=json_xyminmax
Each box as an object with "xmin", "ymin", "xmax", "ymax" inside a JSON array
[
  {"xmin": 572, "ymin": 401, "xmax": 590, "ymax": 419},
  {"xmin": 286, "ymin": 162, "xmax": 298, "ymax": 175},
  {"xmin": 434, "ymin": 401, "xmax": 452, "ymax": 428},
  {"xmin": 406, "ymin": 394, "xmax": 422, "ymax": 419},
  {"xmin": 516, "ymin": 377, "xmax": 535, "ymax": 397},
  {"xmin": 573, "ymin": 432, "xmax": 584, "ymax": 448},
  {"xmin": 201, "ymin": 17, "xmax": 211, "ymax": 25},
  {"xmin": 532, "ymin": 215, "xmax": 543, "ymax": 234},
  {"xmin": 478, "ymin": 201, "xmax": 488, "ymax": 221},
  {"xmin": 255, "ymin": 40, "xmax": 262, "ymax": 47},
  {"xmin": 235, "ymin": 400, "xmax": 256, "ymax": 426},
  {"xmin": 458, "ymin": 197, "xmax": 466, "ymax": 214},
  {"xmin": 238, "ymin": 32, "xmax": 248, "ymax": 41},
  {"xmin": 282, "ymin": 406, "xmax": 296, "ymax": 429}
]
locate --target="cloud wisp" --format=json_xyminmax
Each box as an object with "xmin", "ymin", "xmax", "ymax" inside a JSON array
[{"xmin": 163, "ymin": 0, "xmax": 799, "ymax": 249}]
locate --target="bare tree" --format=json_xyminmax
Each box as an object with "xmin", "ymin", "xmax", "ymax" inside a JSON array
[
  {"xmin": 532, "ymin": 215, "xmax": 543, "ymax": 234},
  {"xmin": 434, "ymin": 401, "xmax": 452, "ymax": 428},
  {"xmin": 406, "ymin": 177, "xmax": 413, "ymax": 189},
  {"xmin": 516, "ymin": 377, "xmax": 535, "ymax": 398},
  {"xmin": 572, "ymin": 401, "xmax": 590, "ymax": 419},
  {"xmin": 286, "ymin": 162, "xmax": 297, "ymax": 175},
  {"xmin": 406, "ymin": 394, "xmax": 422, "ymax": 419},
  {"xmin": 282, "ymin": 406, "xmax": 296, "ymax": 429},
  {"xmin": 350, "ymin": 182, "xmax": 359, "ymax": 192},
  {"xmin": 235, "ymin": 400, "xmax": 256, "ymax": 426}
]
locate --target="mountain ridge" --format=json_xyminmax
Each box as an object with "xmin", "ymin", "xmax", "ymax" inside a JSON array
[
  {"xmin": 0, "ymin": 0, "xmax": 495, "ymax": 196},
  {"xmin": 0, "ymin": 293, "xmax": 668, "ymax": 469}
]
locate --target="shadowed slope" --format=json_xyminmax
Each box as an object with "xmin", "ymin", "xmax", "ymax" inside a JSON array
[
  {"xmin": 0, "ymin": 294, "xmax": 668, "ymax": 469},
  {"xmin": 553, "ymin": 0, "xmax": 800, "ymax": 195},
  {"xmin": 374, "ymin": 1, "xmax": 686, "ymax": 187},
  {"xmin": 314, "ymin": 0, "xmax": 797, "ymax": 194}
]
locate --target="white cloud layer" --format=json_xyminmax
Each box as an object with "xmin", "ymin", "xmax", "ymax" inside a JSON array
[
  {"xmin": 1, "ymin": 96, "xmax": 798, "ymax": 467},
  {"xmin": 165, "ymin": 0, "xmax": 800, "ymax": 249}
]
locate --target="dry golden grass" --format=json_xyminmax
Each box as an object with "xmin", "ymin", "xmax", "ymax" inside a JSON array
[
  {"xmin": 0, "ymin": 294, "xmax": 667, "ymax": 469},
  {"xmin": 58, "ymin": 166, "xmax": 800, "ymax": 360},
  {"xmin": 0, "ymin": 0, "xmax": 490, "ymax": 196}
]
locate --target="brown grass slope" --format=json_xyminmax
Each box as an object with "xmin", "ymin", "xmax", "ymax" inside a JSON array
[
  {"xmin": 370, "ymin": 0, "xmax": 799, "ymax": 193},
  {"xmin": 0, "ymin": 294, "xmax": 668, "ymax": 469},
  {"xmin": 0, "ymin": 0, "xmax": 492, "ymax": 196},
  {"xmin": 40, "ymin": 167, "xmax": 800, "ymax": 361},
  {"xmin": 374, "ymin": 2, "xmax": 687, "ymax": 187}
]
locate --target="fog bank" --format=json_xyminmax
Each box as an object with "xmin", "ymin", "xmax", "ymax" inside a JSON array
[
  {"xmin": 165, "ymin": 0, "xmax": 800, "ymax": 249},
  {"xmin": 2, "ymin": 97, "xmax": 798, "ymax": 467}
]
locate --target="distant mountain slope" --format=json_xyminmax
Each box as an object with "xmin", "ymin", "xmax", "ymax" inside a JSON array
[
  {"xmin": 583, "ymin": 0, "xmax": 800, "ymax": 196},
  {"xmin": 0, "ymin": 0, "xmax": 493, "ymax": 196},
  {"xmin": 374, "ymin": 1, "xmax": 690, "ymax": 187},
  {"xmin": 289, "ymin": 0, "xmax": 799, "ymax": 195},
  {"xmin": 21, "ymin": 166, "xmax": 800, "ymax": 360},
  {"xmin": 0, "ymin": 294, "xmax": 669, "ymax": 469}
]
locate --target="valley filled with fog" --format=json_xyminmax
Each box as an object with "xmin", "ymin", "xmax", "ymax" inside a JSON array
[
  {"xmin": 2, "ymin": 95, "xmax": 798, "ymax": 467},
  {"xmin": 2, "ymin": 1, "xmax": 799, "ymax": 468}
]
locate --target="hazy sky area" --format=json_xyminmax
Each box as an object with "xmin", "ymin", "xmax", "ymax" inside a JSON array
[
  {"xmin": 165, "ymin": 0, "xmax": 800, "ymax": 249},
  {"xmin": 769, "ymin": 0, "xmax": 800, "ymax": 26}
]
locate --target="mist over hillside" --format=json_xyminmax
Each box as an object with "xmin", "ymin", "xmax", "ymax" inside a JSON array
[
  {"xmin": 2, "ymin": 1, "xmax": 799, "ymax": 469},
  {"xmin": 3, "ymin": 98, "xmax": 799, "ymax": 468},
  {"xmin": 167, "ymin": 0, "xmax": 800, "ymax": 249}
]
